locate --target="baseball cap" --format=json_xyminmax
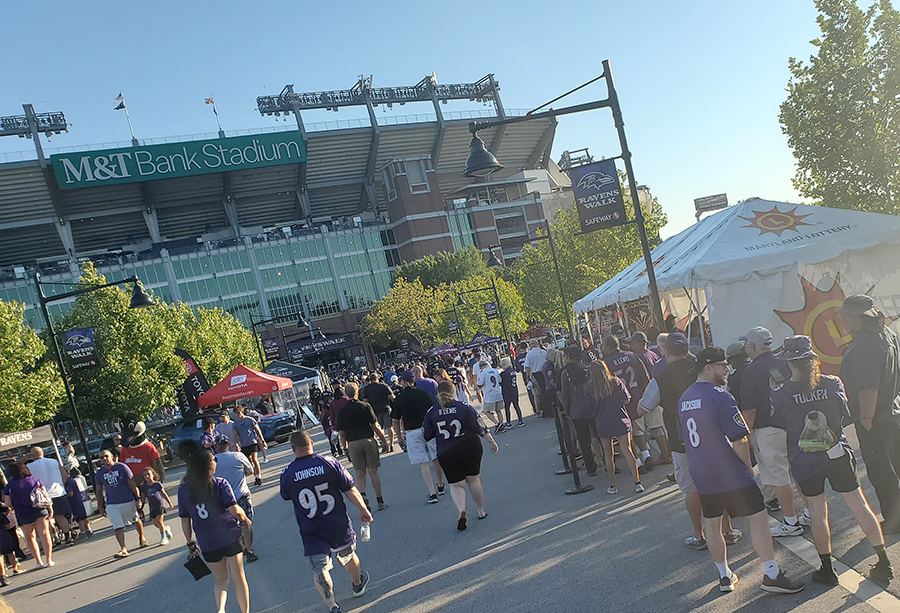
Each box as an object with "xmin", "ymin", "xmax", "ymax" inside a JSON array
[
  {"xmin": 389, "ymin": 374, "xmax": 399, "ymax": 384},
  {"xmin": 626, "ymin": 331, "xmax": 647, "ymax": 343},
  {"xmin": 782, "ymin": 335, "xmax": 817, "ymax": 361},
  {"xmin": 400, "ymin": 370, "xmax": 416, "ymax": 383},
  {"xmin": 214, "ymin": 433, "xmax": 230, "ymax": 446},
  {"xmin": 739, "ymin": 326, "xmax": 773, "ymax": 347},
  {"xmin": 725, "ymin": 342, "xmax": 747, "ymax": 360},
  {"xmin": 665, "ymin": 332, "xmax": 689, "ymax": 351},
  {"xmin": 691, "ymin": 346, "xmax": 727, "ymax": 373},
  {"xmin": 838, "ymin": 294, "xmax": 878, "ymax": 317}
]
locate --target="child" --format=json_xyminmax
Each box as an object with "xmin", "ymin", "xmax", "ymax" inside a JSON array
[
  {"xmin": 65, "ymin": 468, "xmax": 92, "ymax": 539},
  {"xmin": 0, "ymin": 506, "xmax": 19, "ymax": 584},
  {"xmin": 140, "ymin": 467, "xmax": 174, "ymax": 545}
]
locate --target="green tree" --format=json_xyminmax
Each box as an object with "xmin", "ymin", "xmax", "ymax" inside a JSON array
[
  {"xmin": 0, "ymin": 301, "xmax": 64, "ymax": 431},
  {"xmin": 394, "ymin": 246, "xmax": 488, "ymax": 288},
  {"xmin": 168, "ymin": 303, "xmax": 261, "ymax": 381},
  {"xmin": 360, "ymin": 278, "xmax": 446, "ymax": 348},
  {"xmin": 511, "ymin": 185, "xmax": 667, "ymax": 327},
  {"xmin": 780, "ymin": 0, "xmax": 900, "ymax": 213},
  {"xmin": 448, "ymin": 273, "xmax": 527, "ymax": 343}
]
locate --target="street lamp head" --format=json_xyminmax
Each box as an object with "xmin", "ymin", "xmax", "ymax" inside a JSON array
[
  {"xmin": 486, "ymin": 251, "xmax": 504, "ymax": 268},
  {"xmin": 457, "ymin": 295, "xmax": 467, "ymax": 307},
  {"xmin": 129, "ymin": 282, "xmax": 155, "ymax": 308},
  {"xmin": 463, "ymin": 132, "xmax": 503, "ymax": 177}
]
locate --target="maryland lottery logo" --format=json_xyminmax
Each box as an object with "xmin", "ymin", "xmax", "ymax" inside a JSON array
[
  {"xmin": 775, "ymin": 275, "xmax": 851, "ymax": 373},
  {"xmin": 739, "ymin": 205, "xmax": 812, "ymax": 237}
]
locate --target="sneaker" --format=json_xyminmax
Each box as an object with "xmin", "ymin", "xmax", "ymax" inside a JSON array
[
  {"xmin": 607, "ymin": 486, "xmax": 618, "ymax": 495},
  {"xmin": 0, "ymin": 576, "xmax": 7, "ymax": 587},
  {"xmin": 869, "ymin": 560, "xmax": 894, "ymax": 583},
  {"xmin": 12, "ymin": 566, "xmax": 23, "ymax": 575},
  {"xmin": 352, "ymin": 570, "xmax": 370, "ymax": 597},
  {"xmin": 504, "ymin": 423, "xmax": 512, "ymax": 429},
  {"xmin": 164, "ymin": 526, "xmax": 173, "ymax": 539},
  {"xmin": 427, "ymin": 494, "xmax": 439, "ymax": 504},
  {"xmin": 437, "ymin": 484, "xmax": 446, "ymax": 496},
  {"xmin": 244, "ymin": 550, "xmax": 259, "ymax": 564},
  {"xmin": 666, "ymin": 473, "xmax": 676, "ymax": 482},
  {"xmin": 770, "ymin": 521, "xmax": 803, "ymax": 538},
  {"xmin": 812, "ymin": 566, "xmax": 839, "ymax": 586},
  {"xmin": 797, "ymin": 510, "xmax": 811, "ymax": 527},
  {"xmin": 494, "ymin": 424, "xmax": 505, "ymax": 435},
  {"xmin": 377, "ymin": 502, "xmax": 388, "ymax": 511},
  {"xmin": 761, "ymin": 570, "xmax": 804, "ymax": 594},
  {"xmin": 719, "ymin": 572, "xmax": 739, "ymax": 592},
  {"xmin": 634, "ymin": 483, "xmax": 645, "ymax": 493},
  {"xmin": 685, "ymin": 536, "xmax": 708, "ymax": 550},
  {"xmin": 766, "ymin": 498, "xmax": 782, "ymax": 513},
  {"xmin": 330, "ymin": 606, "xmax": 342, "ymax": 613},
  {"xmin": 160, "ymin": 534, "xmax": 169, "ymax": 546},
  {"xmin": 254, "ymin": 477, "xmax": 263, "ymax": 487},
  {"xmin": 517, "ymin": 421, "xmax": 525, "ymax": 428},
  {"xmin": 724, "ymin": 529, "xmax": 743, "ymax": 545}
]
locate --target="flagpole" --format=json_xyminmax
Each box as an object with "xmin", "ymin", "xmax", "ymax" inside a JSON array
[
  {"xmin": 213, "ymin": 102, "xmax": 224, "ymax": 138},
  {"xmin": 124, "ymin": 105, "xmax": 138, "ymax": 146}
]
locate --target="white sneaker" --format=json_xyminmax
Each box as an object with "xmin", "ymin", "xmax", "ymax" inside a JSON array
[
  {"xmin": 634, "ymin": 483, "xmax": 645, "ymax": 493},
  {"xmin": 160, "ymin": 534, "xmax": 170, "ymax": 546},
  {"xmin": 798, "ymin": 510, "xmax": 812, "ymax": 526},
  {"xmin": 771, "ymin": 521, "xmax": 803, "ymax": 537}
]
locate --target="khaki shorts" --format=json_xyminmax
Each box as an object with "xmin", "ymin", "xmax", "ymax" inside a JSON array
[
  {"xmin": 483, "ymin": 401, "xmax": 504, "ymax": 413},
  {"xmin": 644, "ymin": 405, "xmax": 665, "ymax": 430},
  {"xmin": 348, "ymin": 438, "xmax": 381, "ymax": 471},
  {"xmin": 751, "ymin": 427, "xmax": 791, "ymax": 487},
  {"xmin": 672, "ymin": 451, "xmax": 697, "ymax": 494},
  {"xmin": 631, "ymin": 415, "xmax": 645, "ymax": 438}
]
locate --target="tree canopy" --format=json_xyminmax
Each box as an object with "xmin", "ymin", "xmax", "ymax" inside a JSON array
[
  {"xmin": 780, "ymin": 0, "xmax": 900, "ymax": 213},
  {"xmin": 393, "ymin": 246, "xmax": 488, "ymax": 288},
  {"xmin": 0, "ymin": 301, "xmax": 64, "ymax": 431}
]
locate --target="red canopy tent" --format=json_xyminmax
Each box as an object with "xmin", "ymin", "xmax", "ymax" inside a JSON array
[{"xmin": 197, "ymin": 364, "xmax": 293, "ymax": 408}]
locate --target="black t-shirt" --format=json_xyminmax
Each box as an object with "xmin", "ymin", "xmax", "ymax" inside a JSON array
[
  {"xmin": 727, "ymin": 362, "xmax": 748, "ymax": 409},
  {"xmin": 740, "ymin": 351, "xmax": 790, "ymax": 429},
  {"xmin": 361, "ymin": 382, "xmax": 393, "ymax": 414},
  {"xmin": 657, "ymin": 356, "xmax": 697, "ymax": 454},
  {"xmin": 335, "ymin": 400, "xmax": 378, "ymax": 442},
  {"xmin": 390, "ymin": 387, "xmax": 435, "ymax": 430},
  {"xmin": 839, "ymin": 325, "xmax": 900, "ymax": 425}
]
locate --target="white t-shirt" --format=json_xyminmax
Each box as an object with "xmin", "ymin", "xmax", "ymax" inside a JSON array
[
  {"xmin": 28, "ymin": 457, "xmax": 66, "ymax": 498},
  {"xmin": 523, "ymin": 348, "xmax": 548, "ymax": 375},
  {"xmin": 638, "ymin": 378, "xmax": 661, "ymax": 414},
  {"xmin": 477, "ymin": 367, "xmax": 504, "ymax": 404},
  {"xmin": 472, "ymin": 357, "xmax": 490, "ymax": 379}
]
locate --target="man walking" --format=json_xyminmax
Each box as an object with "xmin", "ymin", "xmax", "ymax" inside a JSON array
[
  {"xmin": 95, "ymin": 449, "xmax": 147, "ymax": 558},
  {"xmin": 213, "ymin": 434, "xmax": 258, "ymax": 563},
  {"xmin": 28, "ymin": 447, "xmax": 71, "ymax": 542},
  {"xmin": 524, "ymin": 340, "xmax": 548, "ymax": 417},
  {"xmin": 234, "ymin": 405, "xmax": 267, "ymax": 487},
  {"xmin": 392, "ymin": 372, "xmax": 446, "ymax": 503},
  {"xmin": 280, "ymin": 431, "xmax": 374, "ymax": 613},
  {"xmin": 678, "ymin": 347, "xmax": 803, "ymax": 594},
  {"xmin": 741, "ymin": 326, "xmax": 808, "ymax": 535},
  {"xmin": 336, "ymin": 383, "xmax": 390, "ymax": 511},
  {"xmin": 362, "ymin": 374, "xmax": 395, "ymax": 452},
  {"xmin": 477, "ymin": 358, "xmax": 506, "ymax": 433},
  {"xmin": 839, "ymin": 294, "xmax": 900, "ymax": 533}
]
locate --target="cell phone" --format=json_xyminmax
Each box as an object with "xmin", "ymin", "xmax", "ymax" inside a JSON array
[{"xmin": 769, "ymin": 368, "xmax": 786, "ymax": 385}]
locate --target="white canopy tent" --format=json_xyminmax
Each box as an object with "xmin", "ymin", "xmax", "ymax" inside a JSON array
[{"xmin": 573, "ymin": 198, "xmax": 900, "ymax": 373}]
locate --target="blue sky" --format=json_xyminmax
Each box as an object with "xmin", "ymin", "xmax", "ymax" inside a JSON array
[{"xmin": 1, "ymin": 0, "xmax": 824, "ymax": 237}]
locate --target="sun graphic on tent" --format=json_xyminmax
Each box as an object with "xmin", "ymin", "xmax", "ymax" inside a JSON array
[{"xmin": 739, "ymin": 205, "xmax": 813, "ymax": 237}]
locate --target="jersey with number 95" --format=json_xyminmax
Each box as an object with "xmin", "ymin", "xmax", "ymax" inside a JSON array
[{"xmin": 280, "ymin": 454, "xmax": 355, "ymax": 556}]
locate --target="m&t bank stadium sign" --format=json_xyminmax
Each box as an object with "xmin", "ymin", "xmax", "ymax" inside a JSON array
[{"xmin": 50, "ymin": 130, "xmax": 306, "ymax": 189}]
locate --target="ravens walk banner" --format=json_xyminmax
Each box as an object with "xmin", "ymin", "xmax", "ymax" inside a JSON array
[
  {"xmin": 174, "ymin": 349, "xmax": 211, "ymax": 418},
  {"xmin": 568, "ymin": 159, "xmax": 628, "ymax": 233},
  {"xmin": 62, "ymin": 328, "xmax": 99, "ymax": 370}
]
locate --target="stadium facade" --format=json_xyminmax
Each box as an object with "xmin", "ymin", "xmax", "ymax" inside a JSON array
[{"xmin": 0, "ymin": 74, "xmax": 568, "ymax": 371}]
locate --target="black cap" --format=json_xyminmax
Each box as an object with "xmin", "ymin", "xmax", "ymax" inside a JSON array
[{"xmin": 690, "ymin": 346, "xmax": 727, "ymax": 374}]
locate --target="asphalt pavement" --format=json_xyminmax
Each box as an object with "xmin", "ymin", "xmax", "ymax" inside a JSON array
[{"xmin": 4, "ymin": 395, "xmax": 900, "ymax": 613}]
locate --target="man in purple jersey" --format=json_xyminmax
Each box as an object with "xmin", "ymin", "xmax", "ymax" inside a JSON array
[
  {"xmin": 678, "ymin": 347, "xmax": 804, "ymax": 595},
  {"xmin": 602, "ymin": 335, "xmax": 654, "ymax": 470},
  {"xmin": 281, "ymin": 431, "xmax": 373, "ymax": 613}
]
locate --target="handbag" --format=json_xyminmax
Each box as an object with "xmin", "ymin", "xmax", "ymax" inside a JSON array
[
  {"xmin": 798, "ymin": 410, "xmax": 838, "ymax": 453},
  {"xmin": 184, "ymin": 554, "xmax": 212, "ymax": 581},
  {"xmin": 30, "ymin": 485, "xmax": 52, "ymax": 510}
]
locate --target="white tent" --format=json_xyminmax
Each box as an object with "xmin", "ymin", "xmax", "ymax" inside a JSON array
[{"xmin": 573, "ymin": 198, "xmax": 900, "ymax": 373}]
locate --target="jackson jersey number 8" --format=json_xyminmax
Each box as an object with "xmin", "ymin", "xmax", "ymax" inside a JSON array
[{"xmin": 685, "ymin": 417, "xmax": 701, "ymax": 448}]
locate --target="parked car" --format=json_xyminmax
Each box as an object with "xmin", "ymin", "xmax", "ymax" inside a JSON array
[{"xmin": 171, "ymin": 410, "xmax": 296, "ymax": 452}]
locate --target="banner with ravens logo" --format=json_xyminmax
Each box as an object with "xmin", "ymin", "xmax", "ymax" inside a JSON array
[{"xmin": 568, "ymin": 159, "xmax": 628, "ymax": 233}]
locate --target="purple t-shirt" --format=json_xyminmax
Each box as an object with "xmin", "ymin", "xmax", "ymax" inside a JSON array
[
  {"xmin": 605, "ymin": 350, "xmax": 650, "ymax": 419},
  {"xmin": 678, "ymin": 382, "xmax": 755, "ymax": 495},
  {"xmin": 2, "ymin": 477, "xmax": 43, "ymax": 521},
  {"xmin": 279, "ymin": 454, "xmax": 355, "ymax": 556},
  {"xmin": 415, "ymin": 377, "xmax": 439, "ymax": 403},
  {"xmin": 178, "ymin": 477, "xmax": 242, "ymax": 552},
  {"xmin": 65, "ymin": 477, "xmax": 87, "ymax": 519},
  {"xmin": 423, "ymin": 400, "xmax": 488, "ymax": 455},
  {"xmin": 96, "ymin": 463, "xmax": 136, "ymax": 505},
  {"xmin": 142, "ymin": 481, "xmax": 167, "ymax": 513},
  {"xmin": 200, "ymin": 431, "xmax": 215, "ymax": 450}
]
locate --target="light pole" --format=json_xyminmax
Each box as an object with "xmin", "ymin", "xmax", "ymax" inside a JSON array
[
  {"xmin": 464, "ymin": 59, "xmax": 664, "ymax": 329},
  {"xmin": 249, "ymin": 312, "xmax": 315, "ymax": 366},
  {"xmin": 427, "ymin": 306, "xmax": 464, "ymax": 344},
  {"xmin": 457, "ymin": 275, "xmax": 510, "ymax": 353},
  {"xmin": 35, "ymin": 274, "xmax": 155, "ymax": 481}
]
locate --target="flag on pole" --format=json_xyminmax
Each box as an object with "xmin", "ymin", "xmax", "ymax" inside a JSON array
[
  {"xmin": 205, "ymin": 97, "xmax": 214, "ymax": 105},
  {"xmin": 114, "ymin": 93, "xmax": 125, "ymax": 111},
  {"xmin": 205, "ymin": 96, "xmax": 218, "ymax": 117}
]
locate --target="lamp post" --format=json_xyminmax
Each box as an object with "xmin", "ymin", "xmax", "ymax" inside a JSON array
[
  {"xmin": 464, "ymin": 59, "xmax": 664, "ymax": 329},
  {"xmin": 427, "ymin": 306, "xmax": 464, "ymax": 343},
  {"xmin": 34, "ymin": 274, "xmax": 155, "ymax": 481},
  {"xmin": 457, "ymin": 275, "xmax": 510, "ymax": 353},
  {"xmin": 249, "ymin": 312, "xmax": 315, "ymax": 366}
]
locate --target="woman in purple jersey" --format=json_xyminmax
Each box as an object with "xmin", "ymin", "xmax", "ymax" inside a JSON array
[
  {"xmin": 2, "ymin": 462, "xmax": 54, "ymax": 569},
  {"xmin": 771, "ymin": 335, "xmax": 893, "ymax": 585},
  {"xmin": 589, "ymin": 361, "xmax": 643, "ymax": 494},
  {"xmin": 178, "ymin": 446, "xmax": 252, "ymax": 613},
  {"xmin": 423, "ymin": 381, "xmax": 499, "ymax": 531}
]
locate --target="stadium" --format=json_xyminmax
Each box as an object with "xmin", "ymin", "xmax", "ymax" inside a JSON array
[{"xmin": 0, "ymin": 74, "xmax": 567, "ymax": 371}]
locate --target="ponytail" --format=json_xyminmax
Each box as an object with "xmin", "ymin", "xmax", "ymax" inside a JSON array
[
  {"xmin": 437, "ymin": 380, "xmax": 456, "ymax": 408},
  {"xmin": 796, "ymin": 357, "xmax": 821, "ymax": 392}
]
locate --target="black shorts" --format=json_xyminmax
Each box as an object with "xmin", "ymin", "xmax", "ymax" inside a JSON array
[
  {"xmin": 202, "ymin": 539, "xmax": 243, "ymax": 564},
  {"xmin": 700, "ymin": 484, "xmax": 766, "ymax": 519},
  {"xmin": 149, "ymin": 507, "xmax": 166, "ymax": 519},
  {"xmin": 241, "ymin": 443, "xmax": 259, "ymax": 456},
  {"xmin": 51, "ymin": 496, "xmax": 72, "ymax": 518},
  {"xmin": 438, "ymin": 436, "xmax": 483, "ymax": 484},
  {"xmin": 797, "ymin": 453, "xmax": 860, "ymax": 497}
]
